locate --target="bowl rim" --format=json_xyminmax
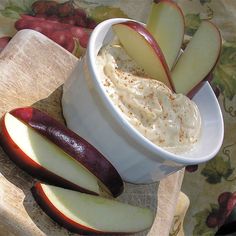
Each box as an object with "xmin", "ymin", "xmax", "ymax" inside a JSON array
[{"xmin": 87, "ymin": 18, "xmax": 224, "ymax": 165}]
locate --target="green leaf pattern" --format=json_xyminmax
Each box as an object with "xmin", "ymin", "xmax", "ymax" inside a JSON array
[
  {"xmin": 213, "ymin": 41, "xmax": 236, "ymax": 101},
  {"xmin": 179, "ymin": 0, "xmax": 236, "ymax": 235},
  {"xmin": 88, "ymin": 5, "xmax": 128, "ymax": 23},
  {"xmin": 0, "ymin": 0, "xmax": 35, "ymax": 19},
  {"xmin": 0, "ymin": 0, "xmax": 236, "ymax": 235},
  {"xmin": 200, "ymin": 0, "xmax": 212, "ymax": 5},
  {"xmin": 193, "ymin": 209, "xmax": 214, "ymax": 236},
  {"xmin": 185, "ymin": 13, "xmax": 201, "ymax": 36},
  {"xmin": 201, "ymin": 155, "xmax": 234, "ymax": 184},
  {"xmin": 0, "ymin": 6, "xmax": 25, "ymax": 19}
]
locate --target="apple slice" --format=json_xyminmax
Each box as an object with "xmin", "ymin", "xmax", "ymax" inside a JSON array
[
  {"xmin": 0, "ymin": 112, "xmax": 104, "ymax": 196},
  {"xmin": 112, "ymin": 21, "xmax": 174, "ymax": 90},
  {"xmin": 9, "ymin": 107, "xmax": 123, "ymax": 197},
  {"xmin": 146, "ymin": 0, "xmax": 185, "ymax": 70},
  {"xmin": 32, "ymin": 182, "xmax": 154, "ymax": 234},
  {"xmin": 171, "ymin": 20, "xmax": 222, "ymax": 96},
  {"xmin": 0, "ymin": 108, "xmax": 124, "ymax": 197}
]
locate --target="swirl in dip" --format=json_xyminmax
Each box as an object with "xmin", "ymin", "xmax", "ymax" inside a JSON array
[{"xmin": 96, "ymin": 40, "xmax": 201, "ymax": 154}]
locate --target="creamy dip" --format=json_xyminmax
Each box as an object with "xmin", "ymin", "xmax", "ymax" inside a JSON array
[{"xmin": 96, "ymin": 40, "xmax": 201, "ymax": 154}]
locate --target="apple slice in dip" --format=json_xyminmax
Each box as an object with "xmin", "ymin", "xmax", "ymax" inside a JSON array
[
  {"xmin": 96, "ymin": 38, "xmax": 202, "ymax": 154},
  {"xmin": 112, "ymin": 21, "xmax": 173, "ymax": 90}
]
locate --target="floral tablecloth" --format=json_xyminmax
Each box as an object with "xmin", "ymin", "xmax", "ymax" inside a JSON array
[
  {"xmin": 0, "ymin": 0, "xmax": 236, "ymax": 235},
  {"xmin": 176, "ymin": 1, "xmax": 236, "ymax": 235}
]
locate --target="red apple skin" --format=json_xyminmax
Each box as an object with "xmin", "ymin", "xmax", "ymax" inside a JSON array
[
  {"xmin": 152, "ymin": 0, "xmax": 185, "ymax": 32},
  {"xmin": 155, "ymin": 0, "xmax": 185, "ymax": 42},
  {"xmin": 32, "ymin": 182, "xmax": 149, "ymax": 235},
  {"xmin": 187, "ymin": 73, "xmax": 214, "ymax": 99},
  {"xmin": 187, "ymin": 21, "xmax": 222, "ymax": 99},
  {"xmin": 9, "ymin": 107, "xmax": 124, "ymax": 197},
  {"xmin": 0, "ymin": 114, "xmax": 98, "ymax": 195},
  {"xmin": 32, "ymin": 182, "xmax": 104, "ymax": 235},
  {"xmin": 153, "ymin": 0, "xmax": 185, "ymax": 20},
  {"xmin": 186, "ymin": 81, "xmax": 205, "ymax": 99},
  {"xmin": 187, "ymin": 50, "xmax": 221, "ymax": 99},
  {"xmin": 187, "ymin": 37, "xmax": 221, "ymax": 99},
  {"xmin": 147, "ymin": 0, "xmax": 185, "ymax": 71},
  {"xmin": 184, "ymin": 21, "xmax": 222, "ymax": 98},
  {"xmin": 115, "ymin": 21, "xmax": 174, "ymax": 91}
]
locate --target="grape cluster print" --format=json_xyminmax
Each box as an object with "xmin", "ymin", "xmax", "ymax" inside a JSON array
[
  {"xmin": 206, "ymin": 192, "xmax": 236, "ymax": 228},
  {"xmin": 0, "ymin": 0, "xmax": 127, "ymax": 56},
  {"xmin": 31, "ymin": 1, "xmax": 97, "ymax": 29},
  {"xmin": 194, "ymin": 191, "xmax": 236, "ymax": 235}
]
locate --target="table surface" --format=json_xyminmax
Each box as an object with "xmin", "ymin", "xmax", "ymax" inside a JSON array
[
  {"xmin": 0, "ymin": 1, "xmax": 236, "ymax": 236},
  {"xmin": 0, "ymin": 26, "xmax": 184, "ymax": 236}
]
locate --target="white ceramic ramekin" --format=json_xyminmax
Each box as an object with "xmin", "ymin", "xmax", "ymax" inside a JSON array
[{"xmin": 62, "ymin": 18, "xmax": 224, "ymax": 184}]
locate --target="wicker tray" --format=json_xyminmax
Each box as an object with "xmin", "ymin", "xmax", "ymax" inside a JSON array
[{"xmin": 0, "ymin": 30, "xmax": 184, "ymax": 236}]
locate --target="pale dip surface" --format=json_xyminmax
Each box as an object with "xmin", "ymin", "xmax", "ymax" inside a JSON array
[{"xmin": 96, "ymin": 40, "xmax": 201, "ymax": 154}]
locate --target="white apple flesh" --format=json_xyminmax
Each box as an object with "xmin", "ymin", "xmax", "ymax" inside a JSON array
[
  {"xmin": 8, "ymin": 107, "xmax": 124, "ymax": 197},
  {"xmin": 0, "ymin": 111, "xmax": 123, "ymax": 197},
  {"xmin": 112, "ymin": 21, "xmax": 174, "ymax": 90},
  {"xmin": 147, "ymin": 0, "xmax": 185, "ymax": 70},
  {"xmin": 171, "ymin": 20, "xmax": 222, "ymax": 96},
  {"xmin": 32, "ymin": 182, "xmax": 154, "ymax": 234},
  {"xmin": 0, "ymin": 112, "xmax": 102, "ymax": 195}
]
